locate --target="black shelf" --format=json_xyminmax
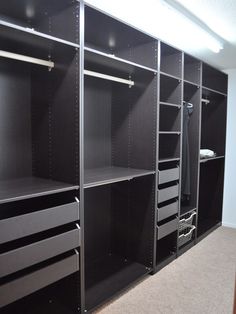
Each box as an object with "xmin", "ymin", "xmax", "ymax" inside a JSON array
[
  {"xmin": 0, "ymin": 19, "xmax": 79, "ymax": 54},
  {"xmin": 85, "ymin": 47, "xmax": 157, "ymax": 75},
  {"xmin": 159, "ymin": 157, "xmax": 180, "ymax": 163},
  {"xmin": 85, "ymin": 254, "xmax": 150, "ymax": 311},
  {"xmin": 202, "ymin": 86, "xmax": 227, "ymax": 97},
  {"xmin": 0, "ymin": 177, "xmax": 78, "ymax": 204},
  {"xmin": 84, "ymin": 167, "xmax": 155, "ymax": 188},
  {"xmin": 184, "ymin": 54, "xmax": 201, "ymax": 85},
  {"xmin": 200, "ymin": 156, "xmax": 225, "ymax": 163}
]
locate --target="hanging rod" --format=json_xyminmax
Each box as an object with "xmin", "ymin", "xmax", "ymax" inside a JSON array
[
  {"xmin": 0, "ymin": 50, "xmax": 54, "ymax": 69},
  {"xmin": 84, "ymin": 70, "xmax": 134, "ymax": 87},
  {"xmin": 201, "ymin": 98, "xmax": 210, "ymax": 105}
]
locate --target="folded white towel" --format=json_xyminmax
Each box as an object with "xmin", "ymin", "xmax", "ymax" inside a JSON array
[{"xmin": 200, "ymin": 149, "xmax": 216, "ymax": 158}]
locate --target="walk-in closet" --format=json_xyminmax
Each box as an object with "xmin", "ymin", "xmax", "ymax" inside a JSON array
[{"xmin": 0, "ymin": 1, "xmax": 228, "ymax": 313}]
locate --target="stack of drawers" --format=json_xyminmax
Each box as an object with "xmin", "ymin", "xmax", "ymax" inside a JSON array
[{"xmin": 0, "ymin": 195, "xmax": 80, "ymax": 308}]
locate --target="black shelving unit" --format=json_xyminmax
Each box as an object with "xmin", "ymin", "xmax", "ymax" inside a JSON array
[
  {"xmin": 0, "ymin": 1, "xmax": 228, "ymax": 313},
  {"xmin": 0, "ymin": 1, "xmax": 81, "ymax": 313}
]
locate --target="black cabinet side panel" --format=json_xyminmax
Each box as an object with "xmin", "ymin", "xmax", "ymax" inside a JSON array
[{"xmin": 0, "ymin": 61, "xmax": 32, "ymax": 180}]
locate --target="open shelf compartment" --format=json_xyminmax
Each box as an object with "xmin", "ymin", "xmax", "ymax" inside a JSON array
[
  {"xmin": 160, "ymin": 74, "xmax": 181, "ymax": 105},
  {"xmin": 160, "ymin": 42, "xmax": 182, "ymax": 78},
  {"xmin": 184, "ymin": 54, "xmax": 201, "ymax": 85},
  {"xmin": 84, "ymin": 63, "xmax": 157, "ymax": 187},
  {"xmin": 159, "ymin": 103, "xmax": 181, "ymax": 132},
  {"xmin": 198, "ymin": 159, "xmax": 224, "ymax": 238},
  {"xmin": 202, "ymin": 63, "xmax": 228, "ymax": 94},
  {"xmin": 85, "ymin": 5, "xmax": 158, "ymax": 70},
  {"xmin": 201, "ymin": 88, "xmax": 227, "ymax": 157},
  {"xmin": 84, "ymin": 177, "xmax": 155, "ymax": 311}
]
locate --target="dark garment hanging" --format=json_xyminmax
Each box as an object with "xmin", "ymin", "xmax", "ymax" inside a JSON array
[{"xmin": 181, "ymin": 102, "xmax": 193, "ymax": 203}]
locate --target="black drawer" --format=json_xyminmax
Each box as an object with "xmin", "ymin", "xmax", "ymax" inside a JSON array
[
  {"xmin": 0, "ymin": 252, "xmax": 79, "ymax": 308},
  {"xmin": 0, "ymin": 201, "xmax": 79, "ymax": 244},
  {"xmin": 0, "ymin": 227, "xmax": 80, "ymax": 278}
]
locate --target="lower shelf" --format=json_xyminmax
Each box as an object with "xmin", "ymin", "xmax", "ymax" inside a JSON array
[
  {"xmin": 180, "ymin": 205, "xmax": 196, "ymax": 217},
  {"xmin": 197, "ymin": 219, "xmax": 221, "ymax": 239},
  {"xmin": 0, "ymin": 177, "xmax": 78, "ymax": 204},
  {"xmin": 85, "ymin": 254, "xmax": 150, "ymax": 311}
]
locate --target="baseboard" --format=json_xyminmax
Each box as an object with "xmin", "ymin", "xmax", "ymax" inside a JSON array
[{"xmin": 222, "ymin": 222, "xmax": 236, "ymax": 229}]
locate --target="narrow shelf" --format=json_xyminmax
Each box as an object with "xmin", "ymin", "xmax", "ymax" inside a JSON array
[
  {"xmin": 184, "ymin": 79, "xmax": 200, "ymax": 87},
  {"xmin": 159, "ymin": 131, "xmax": 181, "ymax": 135},
  {"xmin": 160, "ymin": 71, "xmax": 182, "ymax": 81},
  {"xmin": 200, "ymin": 156, "xmax": 225, "ymax": 163},
  {"xmin": 85, "ymin": 254, "xmax": 150, "ymax": 311},
  {"xmin": 0, "ymin": 19, "xmax": 79, "ymax": 50},
  {"xmin": 0, "ymin": 177, "xmax": 78, "ymax": 204},
  {"xmin": 202, "ymin": 86, "xmax": 227, "ymax": 97},
  {"xmin": 84, "ymin": 167, "xmax": 155, "ymax": 188},
  {"xmin": 159, "ymin": 102, "xmax": 181, "ymax": 108},
  {"xmin": 180, "ymin": 206, "xmax": 197, "ymax": 217},
  {"xmin": 159, "ymin": 158, "xmax": 180, "ymax": 164},
  {"xmin": 85, "ymin": 46, "xmax": 158, "ymax": 75}
]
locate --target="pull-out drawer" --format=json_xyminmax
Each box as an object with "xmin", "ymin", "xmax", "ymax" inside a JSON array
[
  {"xmin": 157, "ymin": 200, "xmax": 178, "ymax": 222},
  {"xmin": 0, "ymin": 227, "xmax": 80, "ymax": 278},
  {"xmin": 158, "ymin": 185, "xmax": 179, "ymax": 204},
  {"xmin": 158, "ymin": 167, "xmax": 179, "ymax": 185},
  {"xmin": 157, "ymin": 218, "xmax": 178, "ymax": 240},
  {"xmin": 0, "ymin": 252, "xmax": 79, "ymax": 308},
  {"xmin": 0, "ymin": 201, "xmax": 79, "ymax": 244}
]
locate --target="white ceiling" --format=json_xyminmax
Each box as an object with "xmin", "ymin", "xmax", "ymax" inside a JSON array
[
  {"xmin": 175, "ymin": 0, "xmax": 236, "ymax": 70},
  {"xmin": 86, "ymin": 0, "xmax": 236, "ymax": 70}
]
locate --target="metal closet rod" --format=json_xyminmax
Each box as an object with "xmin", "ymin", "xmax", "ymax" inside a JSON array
[
  {"xmin": 201, "ymin": 98, "xmax": 210, "ymax": 104},
  {"xmin": 0, "ymin": 50, "xmax": 54, "ymax": 69},
  {"xmin": 84, "ymin": 69, "xmax": 134, "ymax": 87}
]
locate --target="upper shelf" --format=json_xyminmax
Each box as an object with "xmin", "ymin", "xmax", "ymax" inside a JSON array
[
  {"xmin": 0, "ymin": 177, "xmax": 78, "ymax": 204},
  {"xmin": 85, "ymin": 5, "xmax": 158, "ymax": 70},
  {"xmin": 184, "ymin": 54, "xmax": 201, "ymax": 85},
  {"xmin": 0, "ymin": 19, "xmax": 79, "ymax": 52},
  {"xmin": 160, "ymin": 42, "xmax": 182, "ymax": 79},
  {"xmin": 85, "ymin": 47, "xmax": 158, "ymax": 75},
  {"xmin": 202, "ymin": 63, "xmax": 228, "ymax": 94}
]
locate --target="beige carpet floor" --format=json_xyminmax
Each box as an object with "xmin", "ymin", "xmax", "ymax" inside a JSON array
[{"xmin": 96, "ymin": 227, "xmax": 236, "ymax": 314}]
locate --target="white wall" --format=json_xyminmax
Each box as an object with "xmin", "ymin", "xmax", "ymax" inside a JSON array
[{"xmin": 222, "ymin": 69, "xmax": 236, "ymax": 228}]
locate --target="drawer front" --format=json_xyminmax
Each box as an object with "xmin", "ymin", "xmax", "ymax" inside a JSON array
[
  {"xmin": 0, "ymin": 252, "xmax": 79, "ymax": 308},
  {"xmin": 157, "ymin": 218, "xmax": 178, "ymax": 240},
  {"xmin": 158, "ymin": 201, "xmax": 178, "ymax": 222},
  {"xmin": 0, "ymin": 227, "xmax": 81, "ymax": 278},
  {"xmin": 158, "ymin": 185, "xmax": 179, "ymax": 203},
  {"xmin": 0, "ymin": 202, "xmax": 79, "ymax": 244},
  {"xmin": 158, "ymin": 167, "xmax": 179, "ymax": 185}
]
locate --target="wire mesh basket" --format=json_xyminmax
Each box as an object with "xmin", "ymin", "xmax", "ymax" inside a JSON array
[
  {"xmin": 179, "ymin": 211, "xmax": 196, "ymax": 231},
  {"xmin": 178, "ymin": 224, "xmax": 196, "ymax": 247}
]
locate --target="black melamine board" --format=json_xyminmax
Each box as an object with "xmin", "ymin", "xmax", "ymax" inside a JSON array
[
  {"xmin": 159, "ymin": 105, "xmax": 181, "ymax": 132},
  {"xmin": 202, "ymin": 63, "xmax": 228, "ymax": 94},
  {"xmin": 84, "ymin": 167, "xmax": 154, "ymax": 188},
  {"xmin": 0, "ymin": 61, "xmax": 32, "ymax": 181},
  {"xmin": 159, "ymin": 134, "xmax": 180, "ymax": 160},
  {"xmin": 201, "ymin": 89, "xmax": 227, "ymax": 156},
  {"xmin": 84, "ymin": 177, "xmax": 155, "ymax": 310},
  {"xmin": 85, "ymin": 254, "xmax": 148, "ymax": 311},
  {"xmin": 184, "ymin": 54, "xmax": 200, "ymax": 85},
  {"xmin": 84, "ymin": 72, "xmax": 156, "ymax": 172},
  {"xmin": 160, "ymin": 43, "xmax": 182, "ymax": 78},
  {"xmin": 160, "ymin": 74, "xmax": 181, "ymax": 105},
  {"xmin": 0, "ymin": 273, "xmax": 79, "ymax": 314},
  {"xmin": 0, "ymin": 177, "xmax": 77, "ymax": 204},
  {"xmin": 85, "ymin": 6, "xmax": 158, "ymax": 69},
  {"xmin": 198, "ymin": 159, "xmax": 224, "ymax": 237}
]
